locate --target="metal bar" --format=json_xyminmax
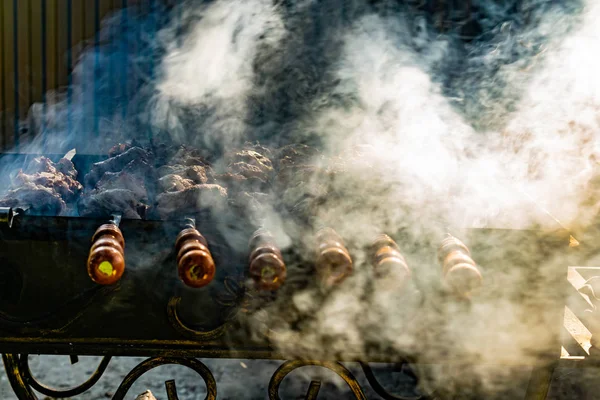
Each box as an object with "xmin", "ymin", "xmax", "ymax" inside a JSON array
[
  {"xmin": 165, "ymin": 379, "xmax": 180, "ymax": 400},
  {"xmin": 20, "ymin": 354, "xmax": 112, "ymax": 398},
  {"xmin": 13, "ymin": 0, "xmax": 20, "ymax": 150},
  {"xmin": 305, "ymin": 381, "xmax": 321, "ymax": 400}
]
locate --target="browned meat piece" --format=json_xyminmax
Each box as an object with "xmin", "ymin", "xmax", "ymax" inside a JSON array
[
  {"xmin": 228, "ymin": 149, "xmax": 273, "ymax": 180},
  {"xmin": 169, "ymin": 146, "xmax": 210, "ymax": 167},
  {"xmin": 13, "ymin": 170, "xmax": 82, "ymax": 202},
  {"xmin": 243, "ymin": 142, "xmax": 273, "ymax": 158},
  {"xmin": 213, "ymin": 172, "xmax": 266, "ymax": 193},
  {"xmin": 78, "ymin": 189, "xmax": 145, "ymax": 219},
  {"xmin": 155, "ymin": 184, "xmax": 228, "ymax": 218},
  {"xmin": 158, "ymin": 174, "xmax": 196, "ymax": 193},
  {"xmin": 55, "ymin": 158, "xmax": 78, "ymax": 179},
  {"xmin": 157, "ymin": 165, "xmax": 208, "ymax": 184},
  {"xmin": 79, "ymin": 157, "xmax": 152, "ymax": 218},
  {"xmin": 0, "ymin": 156, "xmax": 82, "ymax": 215},
  {"xmin": 229, "ymin": 162, "xmax": 269, "ymax": 180},
  {"xmin": 0, "ymin": 182, "xmax": 66, "ymax": 214},
  {"xmin": 213, "ymin": 148, "xmax": 274, "ymax": 195},
  {"xmin": 275, "ymin": 144, "xmax": 320, "ymax": 169},
  {"xmin": 108, "ymin": 143, "xmax": 133, "ymax": 158},
  {"xmin": 23, "ymin": 156, "xmax": 57, "ymax": 175},
  {"xmin": 94, "ymin": 170, "xmax": 148, "ymax": 201},
  {"xmin": 84, "ymin": 147, "xmax": 149, "ymax": 187}
]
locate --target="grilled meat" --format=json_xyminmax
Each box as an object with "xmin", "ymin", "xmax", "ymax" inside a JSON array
[
  {"xmin": 155, "ymin": 184, "xmax": 228, "ymax": 219},
  {"xmin": 79, "ymin": 147, "xmax": 153, "ymax": 219},
  {"xmin": 0, "ymin": 182, "xmax": 66, "ymax": 214},
  {"xmin": 0, "ymin": 156, "xmax": 82, "ymax": 215},
  {"xmin": 79, "ymin": 188, "xmax": 147, "ymax": 219},
  {"xmin": 84, "ymin": 147, "xmax": 150, "ymax": 188}
]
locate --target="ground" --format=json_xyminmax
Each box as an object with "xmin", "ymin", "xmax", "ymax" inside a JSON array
[{"xmin": 1, "ymin": 356, "xmax": 600, "ymax": 399}]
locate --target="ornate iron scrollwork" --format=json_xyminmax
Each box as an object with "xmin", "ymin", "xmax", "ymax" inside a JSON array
[
  {"xmin": 18, "ymin": 354, "xmax": 112, "ymax": 398},
  {"xmin": 112, "ymin": 357, "xmax": 217, "ymax": 400},
  {"xmin": 268, "ymin": 360, "xmax": 367, "ymax": 400},
  {"xmin": 2, "ymin": 355, "xmax": 216, "ymax": 400},
  {"xmin": 360, "ymin": 362, "xmax": 428, "ymax": 400},
  {"xmin": 166, "ymin": 296, "xmax": 232, "ymax": 341}
]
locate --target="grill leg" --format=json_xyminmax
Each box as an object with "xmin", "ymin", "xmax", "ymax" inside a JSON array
[{"xmin": 524, "ymin": 363, "xmax": 557, "ymax": 400}]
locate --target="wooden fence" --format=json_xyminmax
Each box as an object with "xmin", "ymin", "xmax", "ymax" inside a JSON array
[{"xmin": 0, "ymin": 0, "xmax": 128, "ymax": 151}]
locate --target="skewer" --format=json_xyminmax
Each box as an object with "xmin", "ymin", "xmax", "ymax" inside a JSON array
[
  {"xmin": 371, "ymin": 234, "xmax": 411, "ymax": 289},
  {"xmin": 315, "ymin": 227, "xmax": 353, "ymax": 286},
  {"xmin": 438, "ymin": 234, "xmax": 482, "ymax": 298},
  {"xmin": 248, "ymin": 228, "xmax": 286, "ymax": 291},
  {"xmin": 175, "ymin": 217, "xmax": 216, "ymax": 288},
  {"xmin": 87, "ymin": 214, "xmax": 125, "ymax": 285}
]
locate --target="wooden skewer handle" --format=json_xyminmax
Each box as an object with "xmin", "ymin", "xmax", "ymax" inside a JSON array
[
  {"xmin": 175, "ymin": 228, "xmax": 215, "ymax": 288},
  {"xmin": 87, "ymin": 224, "xmax": 125, "ymax": 285}
]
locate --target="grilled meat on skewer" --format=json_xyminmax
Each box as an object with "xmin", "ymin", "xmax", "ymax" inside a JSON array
[
  {"xmin": 0, "ymin": 156, "xmax": 82, "ymax": 215},
  {"xmin": 156, "ymin": 184, "xmax": 228, "ymax": 219},
  {"xmin": 84, "ymin": 147, "xmax": 150, "ymax": 188},
  {"xmin": 153, "ymin": 146, "xmax": 227, "ymax": 219},
  {"xmin": 79, "ymin": 147, "xmax": 153, "ymax": 219}
]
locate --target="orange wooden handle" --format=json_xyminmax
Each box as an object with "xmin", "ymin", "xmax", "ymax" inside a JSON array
[
  {"xmin": 87, "ymin": 225, "xmax": 125, "ymax": 285},
  {"xmin": 315, "ymin": 228, "xmax": 352, "ymax": 286},
  {"xmin": 248, "ymin": 230, "xmax": 286, "ymax": 291},
  {"xmin": 175, "ymin": 228, "xmax": 215, "ymax": 288},
  {"xmin": 438, "ymin": 235, "xmax": 482, "ymax": 296},
  {"xmin": 371, "ymin": 235, "xmax": 411, "ymax": 288}
]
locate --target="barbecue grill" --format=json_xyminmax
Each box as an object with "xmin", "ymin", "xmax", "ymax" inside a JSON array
[{"xmin": 0, "ymin": 1, "xmax": 598, "ymax": 399}]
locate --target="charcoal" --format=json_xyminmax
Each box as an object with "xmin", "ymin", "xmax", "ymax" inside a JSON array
[
  {"xmin": 84, "ymin": 147, "xmax": 149, "ymax": 188},
  {"xmin": 13, "ymin": 170, "xmax": 82, "ymax": 202},
  {"xmin": 158, "ymin": 174, "xmax": 196, "ymax": 193},
  {"xmin": 155, "ymin": 184, "xmax": 228, "ymax": 218},
  {"xmin": 78, "ymin": 189, "xmax": 145, "ymax": 219},
  {"xmin": 0, "ymin": 182, "xmax": 66, "ymax": 214}
]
